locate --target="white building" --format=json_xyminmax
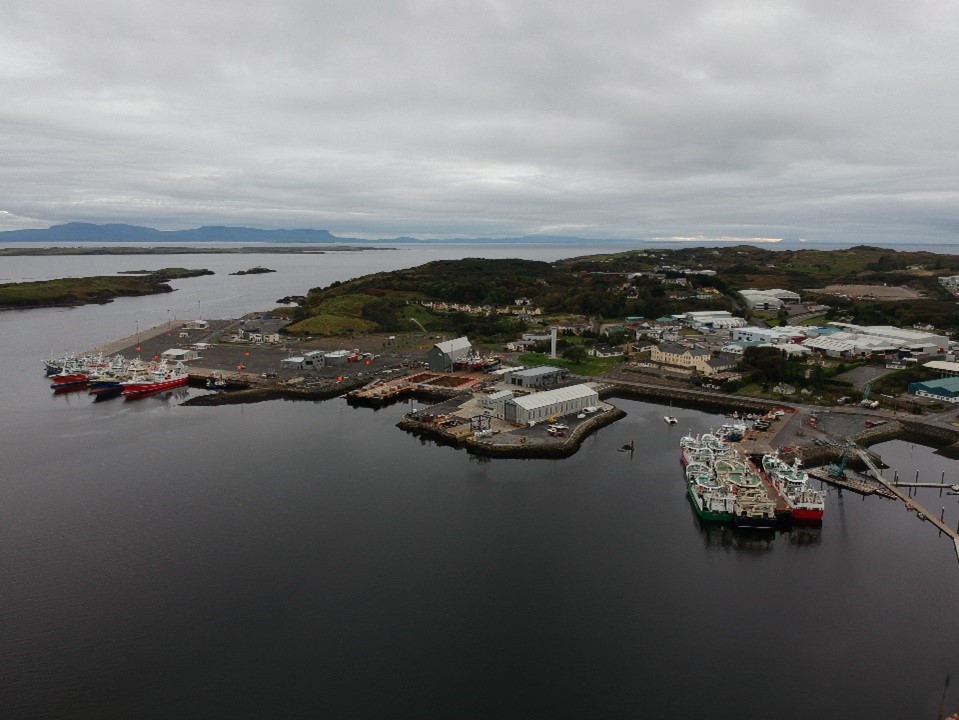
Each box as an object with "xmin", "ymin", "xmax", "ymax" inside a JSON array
[
  {"xmin": 680, "ymin": 311, "xmax": 746, "ymax": 330},
  {"xmin": 739, "ymin": 289, "xmax": 801, "ymax": 311},
  {"xmin": 480, "ymin": 389, "xmax": 515, "ymax": 418},
  {"xmin": 161, "ymin": 348, "xmax": 200, "ymax": 362},
  {"xmin": 730, "ymin": 326, "xmax": 806, "ymax": 344},
  {"xmin": 503, "ymin": 384, "xmax": 600, "ymax": 425},
  {"xmin": 281, "ymin": 350, "xmax": 327, "ymax": 370},
  {"xmin": 323, "ymin": 350, "xmax": 352, "ymax": 366},
  {"xmin": 800, "ymin": 336, "xmax": 864, "ymax": 358},
  {"xmin": 826, "ymin": 323, "xmax": 950, "ymax": 355},
  {"xmin": 924, "ymin": 360, "xmax": 959, "ymax": 378}
]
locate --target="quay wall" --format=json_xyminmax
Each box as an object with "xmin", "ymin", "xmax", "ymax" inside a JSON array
[
  {"xmin": 181, "ymin": 376, "xmax": 367, "ymax": 406},
  {"xmin": 599, "ymin": 381, "xmax": 771, "ymax": 415}
]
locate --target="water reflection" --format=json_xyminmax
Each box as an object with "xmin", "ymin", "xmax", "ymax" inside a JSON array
[{"xmin": 786, "ymin": 526, "xmax": 823, "ymax": 547}]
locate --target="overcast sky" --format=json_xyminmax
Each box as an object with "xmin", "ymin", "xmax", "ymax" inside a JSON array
[{"xmin": 1, "ymin": 1, "xmax": 957, "ymax": 243}]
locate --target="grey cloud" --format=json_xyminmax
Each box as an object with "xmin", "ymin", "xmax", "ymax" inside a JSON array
[{"xmin": 0, "ymin": 0, "xmax": 957, "ymax": 242}]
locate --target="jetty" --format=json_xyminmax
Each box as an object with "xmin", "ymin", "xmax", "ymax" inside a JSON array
[
  {"xmin": 856, "ymin": 449, "xmax": 959, "ymax": 561},
  {"xmin": 346, "ymin": 370, "xmax": 481, "ymax": 406},
  {"xmin": 807, "ymin": 468, "xmax": 896, "ymax": 499}
]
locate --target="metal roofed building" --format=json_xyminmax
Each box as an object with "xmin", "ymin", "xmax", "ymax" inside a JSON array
[
  {"xmin": 504, "ymin": 384, "xmax": 600, "ymax": 425},
  {"xmin": 923, "ymin": 360, "xmax": 959, "ymax": 378},
  {"xmin": 800, "ymin": 326, "xmax": 946, "ymax": 358},
  {"xmin": 161, "ymin": 348, "xmax": 200, "ymax": 362},
  {"xmin": 680, "ymin": 310, "xmax": 746, "ymax": 329},
  {"xmin": 506, "ymin": 365, "xmax": 569, "ymax": 388},
  {"xmin": 281, "ymin": 350, "xmax": 327, "ymax": 370},
  {"xmin": 908, "ymin": 377, "xmax": 959, "ymax": 402},
  {"xmin": 801, "ymin": 335, "xmax": 868, "ymax": 358},
  {"xmin": 427, "ymin": 336, "xmax": 472, "ymax": 371},
  {"xmin": 739, "ymin": 289, "xmax": 801, "ymax": 310},
  {"xmin": 731, "ymin": 326, "xmax": 807, "ymax": 344},
  {"xmin": 480, "ymin": 389, "xmax": 515, "ymax": 418},
  {"xmin": 825, "ymin": 323, "xmax": 950, "ymax": 354}
]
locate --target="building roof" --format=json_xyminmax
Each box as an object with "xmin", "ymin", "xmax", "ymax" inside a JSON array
[
  {"xmin": 827, "ymin": 323, "xmax": 949, "ymax": 347},
  {"xmin": 924, "ymin": 360, "xmax": 959, "ymax": 373},
  {"xmin": 801, "ymin": 336, "xmax": 857, "ymax": 353},
  {"xmin": 909, "ymin": 377, "xmax": 959, "ymax": 397},
  {"xmin": 684, "ymin": 310, "xmax": 733, "ymax": 318},
  {"xmin": 708, "ymin": 352, "xmax": 739, "ymax": 366},
  {"xmin": 658, "ymin": 341, "xmax": 709, "ymax": 357},
  {"xmin": 511, "ymin": 365, "xmax": 566, "ymax": 378},
  {"xmin": 510, "ymin": 384, "xmax": 598, "ymax": 411},
  {"xmin": 433, "ymin": 336, "xmax": 472, "ymax": 354}
]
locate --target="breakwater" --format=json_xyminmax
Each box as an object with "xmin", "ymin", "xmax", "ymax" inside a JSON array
[
  {"xmin": 398, "ymin": 407, "xmax": 627, "ymax": 459},
  {"xmin": 181, "ymin": 376, "xmax": 367, "ymax": 406}
]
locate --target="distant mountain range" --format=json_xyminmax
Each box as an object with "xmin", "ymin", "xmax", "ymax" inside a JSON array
[{"xmin": 0, "ymin": 222, "xmax": 593, "ymax": 245}]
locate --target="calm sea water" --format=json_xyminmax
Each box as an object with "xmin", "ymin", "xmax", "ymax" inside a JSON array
[{"xmin": 1, "ymin": 246, "xmax": 958, "ymax": 719}]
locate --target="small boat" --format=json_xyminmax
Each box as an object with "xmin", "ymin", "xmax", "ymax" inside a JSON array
[{"xmin": 664, "ymin": 400, "xmax": 677, "ymax": 424}]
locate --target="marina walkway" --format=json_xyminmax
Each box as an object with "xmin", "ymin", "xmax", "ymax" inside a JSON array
[{"xmin": 856, "ymin": 449, "xmax": 959, "ymax": 562}]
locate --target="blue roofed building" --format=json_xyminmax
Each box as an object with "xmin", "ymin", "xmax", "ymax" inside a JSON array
[{"xmin": 907, "ymin": 377, "xmax": 959, "ymax": 403}]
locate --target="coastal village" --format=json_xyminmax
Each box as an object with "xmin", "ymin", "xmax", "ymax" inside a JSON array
[{"xmin": 41, "ymin": 252, "xmax": 959, "ymax": 553}]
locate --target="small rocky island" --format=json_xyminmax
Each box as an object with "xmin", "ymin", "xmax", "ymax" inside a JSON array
[{"xmin": 230, "ymin": 267, "xmax": 276, "ymax": 276}]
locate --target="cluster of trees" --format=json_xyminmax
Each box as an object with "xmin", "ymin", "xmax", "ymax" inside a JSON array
[
  {"xmin": 294, "ymin": 258, "xmax": 740, "ymax": 337},
  {"xmin": 289, "ymin": 248, "xmax": 959, "ymax": 341},
  {"xmin": 821, "ymin": 296, "xmax": 959, "ymax": 335},
  {"xmin": 732, "ymin": 346, "xmax": 831, "ymax": 392}
]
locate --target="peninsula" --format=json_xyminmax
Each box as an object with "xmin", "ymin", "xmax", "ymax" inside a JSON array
[{"xmin": 0, "ymin": 268, "xmax": 213, "ymax": 310}]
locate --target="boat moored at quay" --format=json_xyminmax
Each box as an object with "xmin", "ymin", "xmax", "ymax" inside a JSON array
[
  {"xmin": 50, "ymin": 370, "xmax": 90, "ymax": 389},
  {"xmin": 685, "ymin": 460, "xmax": 736, "ymax": 522},
  {"xmin": 679, "ymin": 432, "xmax": 821, "ymax": 529},
  {"xmin": 761, "ymin": 453, "xmax": 825, "ymax": 524},
  {"xmin": 122, "ymin": 362, "xmax": 189, "ymax": 398}
]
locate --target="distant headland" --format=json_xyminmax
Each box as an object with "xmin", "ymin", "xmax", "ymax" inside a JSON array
[{"xmin": 0, "ymin": 222, "xmax": 588, "ymax": 245}]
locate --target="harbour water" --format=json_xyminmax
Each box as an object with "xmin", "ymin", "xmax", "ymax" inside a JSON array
[{"xmin": 1, "ymin": 246, "xmax": 958, "ymax": 719}]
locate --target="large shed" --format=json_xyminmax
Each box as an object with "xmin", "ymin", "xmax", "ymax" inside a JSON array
[
  {"xmin": 481, "ymin": 389, "xmax": 515, "ymax": 418},
  {"xmin": 504, "ymin": 384, "xmax": 599, "ymax": 425},
  {"xmin": 281, "ymin": 350, "xmax": 326, "ymax": 370},
  {"xmin": 427, "ymin": 336, "xmax": 472, "ymax": 371},
  {"xmin": 161, "ymin": 348, "xmax": 199, "ymax": 362},
  {"xmin": 908, "ymin": 377, "xmax": 959, "ymax": 402},
  {"xmin": 505, "ymin": 365, "xmax": 569, "ymax": 388}
]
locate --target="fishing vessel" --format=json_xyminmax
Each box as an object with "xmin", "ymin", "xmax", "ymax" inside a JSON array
[
  {"xmin": 716, "ymin": 454, "xmax": 780, "ymax": 529},
  {"xmin": 761, "ymin": 453, "xmax": 825, "ymax": 523},
  {"xmin": 50, "ymin": 370, "xmax": 89, "ymax": 389},
  {"xmin": 685, "ymin": 461, "xmax": 735, "ymax": 522},
  {"xmin": 680, "ymin": 435, "xmax": 781, "ymax": 529},
  {"xmin": 122, "ymin": 362, "xmax": 189, "ymax": 398}
]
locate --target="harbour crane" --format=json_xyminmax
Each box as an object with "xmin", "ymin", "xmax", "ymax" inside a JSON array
[{"xmin": 828, "ymin": 378, "xmax": 875, "ymax": 479}]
